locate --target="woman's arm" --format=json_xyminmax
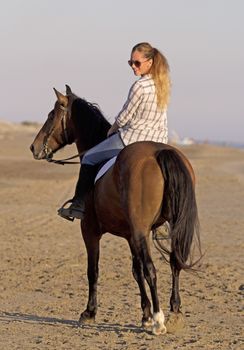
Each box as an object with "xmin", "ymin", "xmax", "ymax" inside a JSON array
[{"xmin": 115, "ymin": 81, "xmax": 143, "ymax": 128}]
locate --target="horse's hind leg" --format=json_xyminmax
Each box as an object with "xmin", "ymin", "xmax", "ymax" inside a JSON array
[
  {"xmin": 129, "ymin": 242, "xmax": 153, "ymax": 328},
  {"xmin": 169, "ymin": 253, "xmax": 181, "ymax": 313},
  {"xmin": 166, "ymin": 252, "xmax": 185, "ymax": 333},
  {"xmin": 130, "ymin": 233, "xmax": 166, "ymax": 335}
]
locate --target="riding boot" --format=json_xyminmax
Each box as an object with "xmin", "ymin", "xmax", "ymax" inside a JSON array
[{"xmin": 58, "ymin": 164, "xmax": 98, "ymax": 221}]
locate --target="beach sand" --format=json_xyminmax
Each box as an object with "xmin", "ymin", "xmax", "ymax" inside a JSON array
[{"xmin": 0, "ymin": 124, "xmax": 243, "ymax": 349}]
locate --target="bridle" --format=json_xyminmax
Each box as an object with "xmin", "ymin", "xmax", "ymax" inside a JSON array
[
  {"xmin": 60, "ymin": 105, "xmax": 70, "ymax": 145},
  {"xmin": 43, "ymin": 105, "xmax": 85, "ymax": 165}
]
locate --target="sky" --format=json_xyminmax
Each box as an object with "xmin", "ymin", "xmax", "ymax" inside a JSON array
[{"xmin": 0, "ymin": 0, "xmax": 243, "ymax": 143}]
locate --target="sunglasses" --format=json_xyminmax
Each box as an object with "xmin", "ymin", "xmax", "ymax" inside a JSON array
[{"xmin": 128, "ymin": 58, "xmax": 150, "ymax": 68}]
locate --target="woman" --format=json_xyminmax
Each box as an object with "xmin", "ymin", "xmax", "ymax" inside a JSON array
[{"xmin": 58, "ymin": 42, "xmax": 171, "ymax": 221}]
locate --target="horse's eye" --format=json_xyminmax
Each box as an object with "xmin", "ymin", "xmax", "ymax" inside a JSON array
[{"xmin": 48, "ymin": 111, "xmax": 55, "ymax": 120}]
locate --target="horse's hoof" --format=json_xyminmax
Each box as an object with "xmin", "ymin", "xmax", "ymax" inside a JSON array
[
  {"xmin": 78, "ymin": 311, "xmax": 95, "ymax": 325},
  {"xmin": 142, "ymin": 316, "xmax": 154, "ymax": 328},
  {"xmin": 166, "ymin": 312, "xmax": 186, "ymax": 334},
  {"xmin": 152, "ymin": 310, "xmax": 167, "ymax": 335},
  {"xmin": 152, "ymin": 323, "xmax": 167, "ymax": 335}
]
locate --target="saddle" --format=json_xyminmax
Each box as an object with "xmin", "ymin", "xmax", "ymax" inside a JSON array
[{"xmin": 94, "ymin": 156, "xmax": 117, "ymax": 183}]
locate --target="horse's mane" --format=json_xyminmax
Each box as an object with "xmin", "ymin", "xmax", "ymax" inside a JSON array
[{"xmin": 71, "ymin": 97, "xmax": 111, "ymax": 149}]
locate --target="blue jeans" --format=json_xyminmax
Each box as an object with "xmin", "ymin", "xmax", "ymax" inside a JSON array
[{"xmin": 82, "ymin": 133, "xmax": 125, "ymax": 165}]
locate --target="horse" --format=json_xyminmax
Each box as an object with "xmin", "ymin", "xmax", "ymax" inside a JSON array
[{"xmin": 30, "ymin": 85, "xmax": 201, "ymax": 335}]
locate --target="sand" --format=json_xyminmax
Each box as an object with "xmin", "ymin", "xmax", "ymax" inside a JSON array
[{"xmin": 0, "ymin": 124, "xmax": 243, "ymax": 349}]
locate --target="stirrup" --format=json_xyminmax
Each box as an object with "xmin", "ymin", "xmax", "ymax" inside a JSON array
[{"xmin": 57, "ymin": 199, "xmax": 85, "ymax": 221}]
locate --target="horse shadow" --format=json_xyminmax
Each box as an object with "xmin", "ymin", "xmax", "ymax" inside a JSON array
[{"xmin": 0, "ymin": 311, "xmax": 145, "ymax": 335}]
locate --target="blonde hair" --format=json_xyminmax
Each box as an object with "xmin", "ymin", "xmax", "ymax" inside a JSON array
[{"xmin": 132, "ymin": 42, "xmax": 171, "ymax": 110}]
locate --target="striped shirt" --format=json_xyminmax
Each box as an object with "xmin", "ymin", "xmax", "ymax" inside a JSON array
[{"xmin": 116, "ymin": 74, "xmax": 168, "ymax": 146}]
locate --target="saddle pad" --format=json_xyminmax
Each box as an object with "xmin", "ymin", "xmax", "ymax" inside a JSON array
[{"xmin": 95, "ymin": 156, "xmax": 117, "ymax": 183}]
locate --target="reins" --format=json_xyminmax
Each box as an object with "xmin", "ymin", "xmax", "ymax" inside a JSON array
[{"xmin": 46, "ymin": 151, "xmax": 86, "ymax": 165}]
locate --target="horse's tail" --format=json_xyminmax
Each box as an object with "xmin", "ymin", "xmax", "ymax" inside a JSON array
[{"xmin": 156, "ymin": 148, "xmax": 201, "ymax": 270}]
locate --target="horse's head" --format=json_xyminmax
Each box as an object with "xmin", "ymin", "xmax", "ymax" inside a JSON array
[{"xmin": 30, "ymin": 85, "xmax": 76, "ymax": 160}]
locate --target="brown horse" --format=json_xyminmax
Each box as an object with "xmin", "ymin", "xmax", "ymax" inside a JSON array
[{"xmin": 30, "ymin": 85, "xmax": 201, "ymax": 335}]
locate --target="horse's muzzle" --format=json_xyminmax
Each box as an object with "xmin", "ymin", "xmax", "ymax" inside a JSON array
[{"xmin": 30, "ymin": 143, "xmax": 53, "ymax": 160}]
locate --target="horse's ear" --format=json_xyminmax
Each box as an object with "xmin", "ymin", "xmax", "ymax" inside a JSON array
[
  {"xmin": 65, "ymin": 84, "xmax": 72, "ymax": 95},
  {"xmin": 53, "ymin": 88, "xmax": 68, "ymax": 107}
]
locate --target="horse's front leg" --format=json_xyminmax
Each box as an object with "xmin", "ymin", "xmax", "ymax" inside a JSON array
[{"xmin": 78, "ymin": 222, "xmax": 101, "ymax": 324}]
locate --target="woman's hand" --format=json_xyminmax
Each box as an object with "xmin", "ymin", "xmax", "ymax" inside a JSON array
[{"xmin": 107, "ymin": 122, "xmax": 119, "ymax": 137}]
